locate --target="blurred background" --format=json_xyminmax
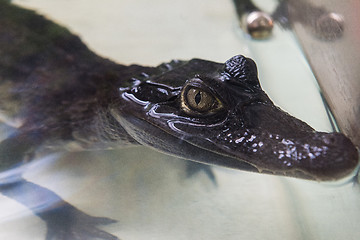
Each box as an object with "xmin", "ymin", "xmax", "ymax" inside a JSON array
[{"xmin": 0, "ymin": 0, "xmax": 359, "ymax": 239}]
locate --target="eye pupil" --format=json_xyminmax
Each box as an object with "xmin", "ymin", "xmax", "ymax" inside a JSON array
[
  {"xmin": 194, "ymin": 91, "xmax": 202, "ymax": 105},
  {"xmin": 185, "ymin": 88, "xmax": 214, "ymax": 112},
  {"xmin": 180, "ymin": 85, "xmax": 224, "ymax": 116}
]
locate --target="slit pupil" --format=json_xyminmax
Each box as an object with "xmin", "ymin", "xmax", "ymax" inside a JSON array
[{"xmin": 194, "ymin": 92, "xmax": 202, "ymax": 105}]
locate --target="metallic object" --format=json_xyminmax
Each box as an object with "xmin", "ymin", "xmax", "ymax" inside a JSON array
[
  {"xmin": 233, "ymin": 0, "xmax": 360, "ymax": 148},
  {"xmin": 246, "ymin": 11, "xmax": 273, "ymax": 39},
  {"xmin": 232, "ymin": 0, "xmax": 274, "ymax": 39},
  {"xmin": 315, "ymin": 12, "xmax": 344, "ymax": 40},
  {"xmin": 286, "ymin": 0, "xmax": 360, "ymax": 148}
]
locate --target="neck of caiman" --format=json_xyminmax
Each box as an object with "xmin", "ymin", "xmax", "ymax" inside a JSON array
[{"xmin": 0, "ymin": 2, "xmax": 156, "ymax": 144}]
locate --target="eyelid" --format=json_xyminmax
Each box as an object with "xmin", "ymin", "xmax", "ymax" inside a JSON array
[{"xmin": 181, "ymin": 78, "xmax": 216, "ymax": 98}]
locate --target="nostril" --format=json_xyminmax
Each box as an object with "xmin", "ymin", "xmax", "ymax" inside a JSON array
[
  {"xmin": 322, "ymin": 132, "xmax": 346, "ymax": 146},
  {"xmin": 325, "ymin": 135, "xmax": 336, "ymax": 145}
]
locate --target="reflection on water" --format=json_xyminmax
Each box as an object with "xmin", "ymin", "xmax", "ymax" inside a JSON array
[
  {"xmin": 1, "ymin": 147, "xmax": 359, "ymax": 240},
  {"xmin": 1, "ymin": 0, "xmax": 359, "ymax": 240}
]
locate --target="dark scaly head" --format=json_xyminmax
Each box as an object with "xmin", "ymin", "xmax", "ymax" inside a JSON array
[{"xmin": 113, "ymin": 55, "xmax": 359, "ymax": 181}]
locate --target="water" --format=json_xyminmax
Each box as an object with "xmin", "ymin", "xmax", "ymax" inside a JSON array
[{"xmin": 1, "ymin": 0, "xmax": 359, "ymax": 239}]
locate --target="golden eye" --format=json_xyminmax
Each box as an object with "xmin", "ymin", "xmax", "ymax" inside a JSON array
[
  {"xmin": 186, "ymin": 88, "xmax": 213, "ymax": 111},
  {"xmin": 181, "ymin": 87, "xmax": 223, "ymax": 115}
]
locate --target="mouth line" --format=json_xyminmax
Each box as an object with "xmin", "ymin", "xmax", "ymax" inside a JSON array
[
  {"xmin": 117, "ymin": 99, "xmax": 359, "ymax": 181},
  {"xmin": 115, "ymin": 111, "xmax": 261, "ymax": 173},
  {"xmin": 211, "ymin": 129, "xmax": 359, "ymax": 181},
  {"xmin": 139, "ymin": 118, "xmax": 311, "ymax": 178}
]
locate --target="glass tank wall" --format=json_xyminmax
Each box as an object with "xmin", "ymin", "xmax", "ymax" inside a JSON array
[{"xmin": 0, "ymin": 0, "xmax": 359, "ymax": 239}]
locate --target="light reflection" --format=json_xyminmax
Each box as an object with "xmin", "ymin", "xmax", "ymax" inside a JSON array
[
  {"xmin": 0, "ymin": 153, "xmax": 60, "ymax": 185},
  {"xmin": 121, "ymin": 92, "xmax": 149, "ymax": 107}
]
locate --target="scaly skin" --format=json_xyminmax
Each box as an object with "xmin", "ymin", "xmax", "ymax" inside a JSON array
[{"xmin": 0, "ymin": 1, "xmax": 358, "ymax": 239}]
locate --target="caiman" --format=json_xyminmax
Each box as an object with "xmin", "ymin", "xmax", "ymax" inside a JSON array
[{"xmin": 0, "ymin": 1, "xmax": 358, "ymax": 239}]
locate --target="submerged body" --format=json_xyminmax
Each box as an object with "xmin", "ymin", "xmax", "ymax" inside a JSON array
[{"xmin": 0, "ymin": 1, "xmax": 358, "ymax": 240}]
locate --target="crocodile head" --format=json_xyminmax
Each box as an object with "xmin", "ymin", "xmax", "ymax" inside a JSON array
[{"xmin": 113, "ymin": 55, "xmax": 359, "ymax": 181}]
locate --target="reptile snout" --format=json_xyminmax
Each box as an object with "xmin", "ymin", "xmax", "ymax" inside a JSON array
[
  {"xmin": 309, "ymin": 132, "xmax": 359, "ymax": 180},
  {"xmin": 319, "ymin": 132, "xmax": 358, "ymax": 159}
]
